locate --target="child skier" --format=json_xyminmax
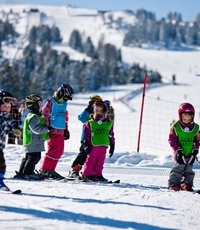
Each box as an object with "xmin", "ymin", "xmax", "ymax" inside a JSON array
[
  {"xmin": 0, "ymin": 90, "xmax": 20, "ymax": 191},
  {"xmin": 168, "ymin": 102, "xmax": 200, "ymax": 191},
  {"xmin": 68, "ymin": 95, "xmax": 102, "ymax": 178},
  {"xmin": 14, "ymin": 94, "xmax": 51, "ymax": 180},
  {"xmin": 39, "ymin": 84, "xmax": 73, "ymax": 180},
  {"xmin": 81, "ymin": 100, "xmax": 115, "ymax": 181}
]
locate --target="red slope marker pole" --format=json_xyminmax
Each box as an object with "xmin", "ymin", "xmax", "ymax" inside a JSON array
[{"xmin": 137, "ymin": 74, "xmax": 148, "ymax": 153}]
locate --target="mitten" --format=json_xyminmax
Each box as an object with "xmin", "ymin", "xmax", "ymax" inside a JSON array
[
  {"xmin": 64, "ymin": 129, "xmax": 70, "ymax": 140},
  {"xmin": 109, "ymin": 143, "xmax": 115, "ymax": 157},
  {"xmin": 175, "ymin": 149, "xmax": 184, "ymax": 164}
]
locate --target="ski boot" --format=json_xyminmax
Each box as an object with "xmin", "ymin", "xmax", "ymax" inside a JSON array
[
  {"xmin": 68, "ymin": 164, "xmax": 82, "ymax": 178},
  {"xmin": 95, "ymin": 175, "xmax": 108, "ymax": 182},
  {"xmin": 0, "ymin": 179, "xmax": 10, "ymax": 191},
  {"xmin": 39, "ymin": 170, "xmax": 65, "ymax": 180},
  {"xmin": 181, "ymin": 183, "xmax": 193, "ymax": 191},
  {"xmin": 169, "ymin": 184, "xmax": 181, "ymax": 191},
  {"xmin": 23, "ymin": 172, "xmax": 44, "ymax": 180},
  {"xmin": 81, "ymin": 175, "xmax": 96, "ymax": 182}
]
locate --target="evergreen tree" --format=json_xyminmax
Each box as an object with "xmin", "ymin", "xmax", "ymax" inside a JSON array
[
  {"xmin": 68, "ymin": 29, "xmax": 83, "ymax": 52},
  {"xmin": 83, "ymin": 36, "xmax": 95, "ymax": 58}
]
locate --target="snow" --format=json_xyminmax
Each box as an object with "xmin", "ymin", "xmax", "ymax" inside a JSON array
[{"xmin": 1, "ymin": 3, "xmax": 200, "ymax": 230}]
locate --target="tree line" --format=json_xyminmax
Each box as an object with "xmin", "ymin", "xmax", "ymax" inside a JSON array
[
  {"xmin": 0, "ymin": 21, "xmax": 161, "ymax": 99},
  {"xmin": 124, "ymin": 9, "xmax": 200, "ymax": 49}
]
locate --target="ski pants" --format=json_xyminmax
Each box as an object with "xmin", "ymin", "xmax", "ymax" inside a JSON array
[
  {"xmin": 40, "ymin": 133, "xmax": 64, "ymax": 171},
  {"xmin": 71, "ymin": 141, "xmax": 87, "ymax": 167},
  {"xmin": 19, "ymin": 152, "xmax": 41, "ymax": 175},
  {"xmin": 71, "ymin": 150, "xmax": 87, "ymax": 168},
  {"xmin": 82, "ymin": 146, "xmax": 107, "ymax": 177},
  {"xmin": 0, "ymin": 150, "xmax": 6, "ymax": 174},
  {"xmin": 168, "ymin": 163, "xmax": 195, "ymax": 186}
]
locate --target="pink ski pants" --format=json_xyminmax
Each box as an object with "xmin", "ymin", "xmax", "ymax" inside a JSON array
[
  {"xmin": 40, "ymin": 133, "xmax": 64, "ymax": 171},
  {"xmin": 82, "ymin": 146, "xmax": 107, "ymax": 177}
]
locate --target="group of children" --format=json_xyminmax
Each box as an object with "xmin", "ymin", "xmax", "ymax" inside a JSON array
[
  {"xmin": 0, "ymin": 85, "xmax": 200, "ymax": 192},
  {"xmin": 0, "ymin": 85, "xmax": 116, "ymax": 191}
]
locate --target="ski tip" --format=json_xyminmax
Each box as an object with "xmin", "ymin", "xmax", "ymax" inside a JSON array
[
  {"xmin": 12, "ymin": 189, "xmax": 22, "ymax": 194},
  {"xmin": 107, "ymin": 179, "xmax": 120, "ymax": 184},
  {"xmin": 194, "ymin": 190, "xmax": 200, "ymax": 194}
]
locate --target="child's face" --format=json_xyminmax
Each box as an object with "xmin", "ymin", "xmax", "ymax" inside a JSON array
[
  {"xmin": 181, "ymin": 112, "xmax": 193, "ymax": 124},
  {"xmin": 93, "ymin": 105, "xmax": 104, "ymax": 120},
  {"xmin": 0, "ymin": 103, "xmax": 11, "ymax": 113}
]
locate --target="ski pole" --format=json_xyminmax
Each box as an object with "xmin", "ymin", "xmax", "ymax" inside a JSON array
[{"xmin": 182, "ymin": 155, "xmax": 194, "ymax": 176}]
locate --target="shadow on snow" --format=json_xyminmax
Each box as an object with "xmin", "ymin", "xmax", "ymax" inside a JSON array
[{"xmin": 0, "ymin": 205, "xmax": 176, "ymax": 230}]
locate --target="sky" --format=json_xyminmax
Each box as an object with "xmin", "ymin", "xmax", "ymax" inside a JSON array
[{"xmin": 1, "ymin": 0, "xmax": 200, "ymax": 21}]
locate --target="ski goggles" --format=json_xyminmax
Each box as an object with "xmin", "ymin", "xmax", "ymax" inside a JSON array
[
  {"xmin": 3, "ymin": 97, "xmax": 17, "ymax": 105},
  {"xmin": 63, "ymin": 89, "xmax": 73, "ymax": 101}
]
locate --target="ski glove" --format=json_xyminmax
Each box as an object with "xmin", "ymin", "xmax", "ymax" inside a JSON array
[
  {"xmin": 175, "ymin": 149, "xmax": 185, "ymax": 164},
  {"xmin": 109, "ymin": 143, "xmax": 115, "ymax": 157},
  {"xmin": 64, "ymin": 129, "xmax": 70, "ymax": 140},
  {"xmin": 48, "ymin": 126, "xmax": 53, "ymax": 132},
  {"xmin": 82, "ymin": 140, "xmax": 91, "ymax": 154},
  {"xmin": 189, "ymin": 149, "xmax": 199, "ymax": 165},
  {"xmin": 13, "ymin": 128, "xmax": 22, "ymax": 137},
  {"xmin": 192, "ymin": 149, "xmax": 199, "ymax": 157},
  {"xmin": 85, "ymin": 104, "xmax": 93, "ymax": 114}
]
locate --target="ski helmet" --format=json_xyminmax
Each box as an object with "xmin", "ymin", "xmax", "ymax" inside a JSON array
[
  {"xmin": 25, "ymin": 94, "xmax": 42, "ymax": 111},
  {"xmin": 178, "ymin": 102, "xmax": 195, "ymax": 121},
  {"xmin": 56, "ymin": 84, "xmax": 74, "ymax": 101},
  {"xmin": 0, "ymin": 90, "xmax": 17, "ymax": 105},
  {"xmin": 88, "ymin": 95, "xmax": 102, "ymax": 104}
]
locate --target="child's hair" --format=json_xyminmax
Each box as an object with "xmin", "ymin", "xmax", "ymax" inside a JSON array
[{"xmin": 93, "ymin": 100, "xmax": 107, "ymax": 113}]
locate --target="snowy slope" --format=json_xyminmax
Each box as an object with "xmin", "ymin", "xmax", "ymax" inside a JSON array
[{"xmin": 1, "ymin": 3, "xmax": 200, "ymax": 230}]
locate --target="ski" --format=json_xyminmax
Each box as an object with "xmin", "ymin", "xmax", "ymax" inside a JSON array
[
  {"xmin": 107, "ymin": 179, "xmax": 120, "ymax": 184},
  {"xmin": 0, "ymin": 188, "xmax": 22, "ymax": 194},
  {"xmin": 193, "ymin": 190, "xmax": 200, "ymax": 194},
  {"xmin": 63, "ymin": 177, "xmax": 120, "ymax": 184},
  {"xmin": 11, "ymin": 189, "xmax": 22, "ymax": 194},
  {"xmin": 81, "ymin": 179, "xmax": 120, "ymax": 184}
]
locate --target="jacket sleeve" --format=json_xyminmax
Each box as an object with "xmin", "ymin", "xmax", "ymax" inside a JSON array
[
  {"xmin": 109, "ymin": 124, "xmax": 115, "ymax": 145},
  {"xmin": 83, "ymin": 122, "xmax": 91, "ymax": 143},
  {"xmin": 42, "ymin": 99, "xmax": 52, "ymax": 127},
  {"xmin": 29, "ymin": 115, "xmax": 48, "ymax": 134},
  {"xmin": 193, "ymin": 132, "xmax": 200, "ymax": 150},
  {"xmin": 168, "ymin": 127, "xmax": 180, "ymax": 152},
  {"xmin": 78, "ymin": 109, "xmax": 90, "ymax": 124}
]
